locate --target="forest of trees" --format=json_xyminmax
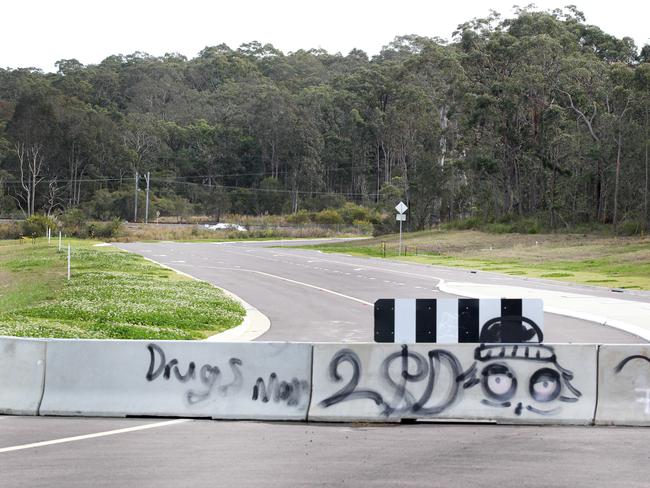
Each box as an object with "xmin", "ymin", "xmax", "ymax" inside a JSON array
[{"xmin": 1, "ymin": 7, "xmax": 649, "ymax": 232}]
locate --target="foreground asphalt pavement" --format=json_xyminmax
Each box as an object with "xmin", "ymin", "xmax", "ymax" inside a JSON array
[
  {"xmin": 1, "ymin": 239, "xmax": 648, "ymax": 487},
  {"xmin": 2, "ymin": 417, "xmax": 650, "ymax": 488}
]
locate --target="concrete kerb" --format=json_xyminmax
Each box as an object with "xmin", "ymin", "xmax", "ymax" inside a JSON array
[
  {"xmin": 438, "ymin": 281, "xmax": 650, "ymax": 342},
  {"xmin": 136, "ymin": 254, "xmax": 271, "ymax": 341}
]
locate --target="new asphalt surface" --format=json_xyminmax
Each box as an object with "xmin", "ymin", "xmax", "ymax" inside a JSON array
[{"xmin": 1, "ymin": 239, "xmax": 648, "ymax": 487}]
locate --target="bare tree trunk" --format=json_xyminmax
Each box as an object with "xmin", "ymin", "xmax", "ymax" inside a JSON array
[
  {"xmin": 613, "ymin": 130, "xmax": 623, "ymax": 230},
  {"xmin": 643, "ymin": 107, "xmax": 650, "ymax": 229}
]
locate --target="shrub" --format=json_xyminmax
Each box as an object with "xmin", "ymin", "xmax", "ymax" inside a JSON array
[
  {"xmin": 484, "ymin": 223, "xmax": 513, "ymax": 234},
  {"xmin": 313, "ymin": 209, "xmax": 343, "ymax": 225},
  {"xmin": 22, "ymin": 214, "xmax": 57, "ymax": 237},
  {"xmin": 60, "ymin": 208, "xmax": 88, "ymax": 237},
  {"xmin": 353, "ymin": 219, "xmax": 374, "ymax": 234},
  {"xmin": 89, "ymin": 219, "xmax": 123, "ymax": 238},
  {"xmin": 0, "ymin": 222, "xmax": 22, "ymax": 239},
  {"xmin": 286, "ymin": 209, "xmax": 311, "ymax": 224},
  {"xmin": 442, "ymin": 217, "xmax": 483, "ymax": 230},
  {"xmin": 372, "ymin": 216, "xmax": 396, "ymax": 236},
  {"xmin": 339, "ymin": 203, "xmax": 372, "ymax": 225},
  {"xmin": 510, "ymin": 218, "xmax": 541, "ymax": 234},
  {"xmin": 301, "ymin": 194, "xmax": 346, "ymax": 212},
  {"xmin": 618, "ymin": 220, "xmax": 643, "ymax": 236}
]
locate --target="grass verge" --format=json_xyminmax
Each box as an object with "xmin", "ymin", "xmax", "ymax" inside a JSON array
[
  {"xmin": 301, "ymin": 230, "xmax": 650, "ymax": 290},
  {"xmin": 0, "ymin": 239, "xmax": 244, "ymax": 339}
]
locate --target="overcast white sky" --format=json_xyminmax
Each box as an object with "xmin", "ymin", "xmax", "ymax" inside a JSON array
[{"xmin": 2, "ymin": 0, "xmax": 648, "ymax": 72}]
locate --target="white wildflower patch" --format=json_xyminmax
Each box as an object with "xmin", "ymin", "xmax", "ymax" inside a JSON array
[{"xmin": 0, "ymin": 246, "xmax": 245, "ymax": 340}]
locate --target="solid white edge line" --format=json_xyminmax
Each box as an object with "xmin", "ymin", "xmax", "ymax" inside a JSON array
[{"xmin": 0, "ymin": 419, "xmax": 192, "ymax": 454}]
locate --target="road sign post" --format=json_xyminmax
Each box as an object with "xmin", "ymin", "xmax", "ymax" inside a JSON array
[{"xmin": 395, "ymin": 201, "xmax": 408, "ymax": 256}]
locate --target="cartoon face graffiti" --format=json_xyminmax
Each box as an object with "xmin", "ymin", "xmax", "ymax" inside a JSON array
[{"xmin": 471, "ymin": 344, "xmax": 582, "ymax": 416}]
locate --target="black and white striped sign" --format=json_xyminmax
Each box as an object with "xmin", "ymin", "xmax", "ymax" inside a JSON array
[{"xmin": 374, "ymin": 298, "xmax": 544, "ymax": 343}]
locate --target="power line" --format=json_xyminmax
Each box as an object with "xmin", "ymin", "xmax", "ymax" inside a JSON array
[
  {"xmin": 0, "ymin": 163, "xmax": 370, "ymax": 186},
  {"xmin": 151, "ymin": 177, "xmax": 381, "ymax": 197}
]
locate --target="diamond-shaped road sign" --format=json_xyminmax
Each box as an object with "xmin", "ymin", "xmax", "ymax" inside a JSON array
[{"xmin": 395, "ymin": 201, "xmax": 408, "ymax": 214}]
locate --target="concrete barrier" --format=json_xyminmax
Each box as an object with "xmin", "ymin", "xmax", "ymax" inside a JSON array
[
  {"xmin": 308, "ymin": 343, "xmax": 597, "ymax": 424},
  {"xmin": 39, "ymin": 340, "xmax": 312, "ymax": 421},
  {"xmin": 0, "ymin": 337, "xmax": 46, "ymax": 415},
  {"xmin": 596, "ymin": 345, "xmax": 650, "ymax": 426}
]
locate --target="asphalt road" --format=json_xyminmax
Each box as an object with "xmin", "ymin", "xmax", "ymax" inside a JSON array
[
  {"xmin": 1, "ymin": 239, "xmax": 648, "ymax": 487},
  {"xmin": 120, "ymin": 239, "xmax": 647, "ymax": 343}
]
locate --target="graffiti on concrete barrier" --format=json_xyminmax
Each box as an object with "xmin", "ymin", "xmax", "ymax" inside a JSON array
[
  {"xmin": 474, "ymin": 344, "xmax": 581, "ymax": 416},
  {"xmin": 145, "ymin": 343, "xmax": 243, "ymax": 405},
  {"xmin": 252, "ymin": 373, "xmax": 310, "ymax": 407},
  {"xmin": 613, "ymin": 354, "xmax": 650, "ymax": 373},
  {"xmin": 614, "ymin": 354, "xmax": 650, "ymax": 415},
  {"xmin": 319, "ymin": 346, "xmax": 475, "ymax": 416},
  {"xmin": 319, "ymin": 344, "xmax": 581, "ymax": 418}
]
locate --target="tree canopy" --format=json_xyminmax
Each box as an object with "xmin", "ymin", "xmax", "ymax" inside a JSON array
[{"xmin": 1, "ymin": 7, "xmax": 649, "ymax": 231}]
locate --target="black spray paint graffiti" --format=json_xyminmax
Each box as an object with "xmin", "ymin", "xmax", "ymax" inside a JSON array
[
  {"xmin": 474, "ymin": 344, "xmax": 581, "ymax": 416},
  {"xmin": 319, "ymin": 344, "xmax": 581, "ymax": 417},
  {"xmin": 146, "ymin": 344, "xmax": 243, "ymax": 405},
  {"xmin": 613, "ymin": 354, "xmax": 650, "ymax": 415},
  {"xmin": 251, "ymin": 373, "xmax": 310, "ymax": 407},
  {"xmin": 319, "ymin": 346, "xmax": 476, "ymax": 416}
]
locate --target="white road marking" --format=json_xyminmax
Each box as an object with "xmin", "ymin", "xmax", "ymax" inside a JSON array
[
  {"xmin": 234, "ymin": 269, "xmax": 373, "ymax": 307},
  {"xmin": 221, "ymin": 247, "xmax": 444, "ymax": 284},
  {"xmin": 0, "ymin": 419, "xmax": 192, "ymax": 454}
]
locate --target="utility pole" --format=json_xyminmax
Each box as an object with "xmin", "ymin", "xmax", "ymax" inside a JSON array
[
  {"xmin": 144, "ymin": 172, "xmax": 150, "ymax": 224},
  {"xmin": 134, "ymin": 171, "xmax": 139, "ymax": 222}
]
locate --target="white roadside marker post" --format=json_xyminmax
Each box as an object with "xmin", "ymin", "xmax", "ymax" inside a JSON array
[
  {"xmin": 58, "ymin": 231, "xmax": 62, "ymax": 252},
  {"xmin": 47, "ymin": 227, "xmax": 51, "ymax": 244},
  {"xmin": 67, "ymin": 244, "xmax": 71, "ymax": 281},
  {"xmin": 395, "ymin": 201, "xmax": 408, "ymax": 257}
]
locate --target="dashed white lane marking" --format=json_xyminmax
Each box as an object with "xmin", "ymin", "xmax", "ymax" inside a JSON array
[
  {"xmin": 220, "ymin": 248, "xmax": 444, "ymax": 284},
  {"xmin": 0, "ymin": 419, "xmax": 192, "ymax": 454},
  {"xmin": 171, "ymin": 260, "xmax": 186, "ymax": 263}
]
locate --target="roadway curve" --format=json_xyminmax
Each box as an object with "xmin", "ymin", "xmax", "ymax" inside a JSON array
[
  {"xmin": 1, "ymin": 239, "xmax": 647, "ymax": 487},
  {"xmin": 119, "ymin": 239, "xmax": 646, "ymax": 343}
]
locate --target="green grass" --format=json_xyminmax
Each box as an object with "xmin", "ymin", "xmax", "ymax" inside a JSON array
[
  {"xmin": 0, "ymin": 239, "xmax": 244, "ymax": 339},
  {"xmin": 301, "ymin": 230, "xmax": 650, "ymax": 290}
]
